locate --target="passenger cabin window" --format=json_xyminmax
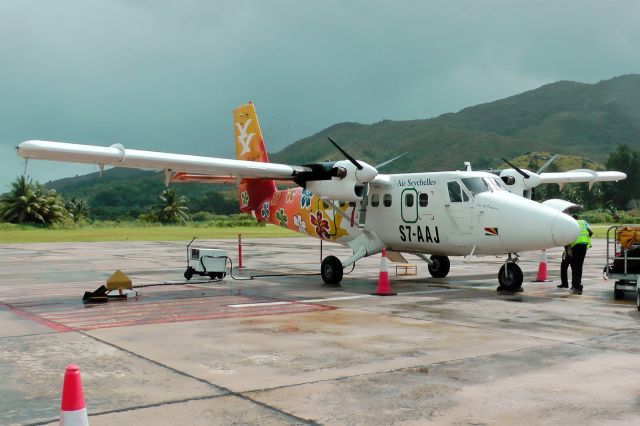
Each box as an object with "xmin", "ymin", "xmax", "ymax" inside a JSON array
[
  {"xmin": 447, "ymin": 181, "xmax": 469, "ymax": 203},
  {"xmin": 371, "ymin": 193, "xmax": 379, "ymax": 207},
  {"xmin": 405, "ymin": 192, "xmax": 414, "ymax": 207},
  {"xmin": 419, "ymin": 193, "xmax": 429, "ymax": 207},
  {"xmin": 383, "ymin": 193, "xmax": 392, "ymax": 207}
]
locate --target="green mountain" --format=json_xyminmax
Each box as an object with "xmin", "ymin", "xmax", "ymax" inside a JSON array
[
  {"xmin": 42, "ymin": 74, "xmax": 640, "ymax": 218},
  {"xmin": 46, "ymin": 168, "xmax": 237, "ymax": 219},
  {"xmin": 271, "ymin": 74, "xmax": 640, "ymax": 172}
]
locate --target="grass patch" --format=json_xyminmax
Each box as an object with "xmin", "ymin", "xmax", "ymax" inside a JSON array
[{"xmin": 0, "ymin": 223, "xmax": 300, "ymax": 243}]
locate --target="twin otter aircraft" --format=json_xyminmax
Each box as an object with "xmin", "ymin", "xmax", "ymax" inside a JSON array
[{"xmin": 17, "ymin": 103, "xmax": 625, "ymax": 291}]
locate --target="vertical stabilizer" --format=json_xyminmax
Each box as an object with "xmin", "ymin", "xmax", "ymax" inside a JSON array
[{"xmin": 234, "ymin": 103, "xmax": 276, "ymax": 213}]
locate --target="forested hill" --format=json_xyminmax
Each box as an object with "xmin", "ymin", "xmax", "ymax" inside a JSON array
[
  {"xmin": 41, "ymin": 74, "xmax": 640, "ymax": 218},
  {"xmin": 271, "ymin": 74, "xmax": 640, "ymax": 172}
]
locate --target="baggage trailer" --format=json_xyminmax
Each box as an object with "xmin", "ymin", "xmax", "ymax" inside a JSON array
[{"xmin": 604, "ymin": 225, "xmax": 640, "ymax": 310}]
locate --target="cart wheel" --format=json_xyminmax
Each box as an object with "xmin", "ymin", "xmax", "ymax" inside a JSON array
[
  {"xmin": 208, "ymin": 273, "xmax": 217, "ymax": 280},
  {"xmin": 184, "ymin": 268, "xmax": 193, "ymax": 280},
  {"xmin": 636, "ymin": 287, "xmax": 640, "ymax": 311},
  {"xmin": 614, "ymin": 288, "xmax": 625, "ymax": 300}
]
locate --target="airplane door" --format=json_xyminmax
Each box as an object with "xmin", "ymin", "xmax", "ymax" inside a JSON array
[
  {"xmin": 401, "ymin": 189, "xmax": 418, "ymax": 223},
  {"xmin": 446, "ymin": 180, "xmax": 472, "ymax": 234}
]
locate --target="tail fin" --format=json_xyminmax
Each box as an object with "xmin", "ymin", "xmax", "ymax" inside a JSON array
[{"xmin": 234, "ymin": 103, "xmax": 276, "ymax": 214}]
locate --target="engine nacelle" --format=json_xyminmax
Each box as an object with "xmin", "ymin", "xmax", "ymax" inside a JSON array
[
  {"xmin": 306, "ymin": 178, "xmax": 365, "ymax": 202},
  {"xmin": 303, "ymin": 159, "xmax": 377, "ymax": 201},
  {"xmin": 499, "ymin": 169, "xmax": 542, "ymax": 197}
]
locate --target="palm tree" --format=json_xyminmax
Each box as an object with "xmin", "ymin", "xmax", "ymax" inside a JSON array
[
  {"xmin": 151, "ymin": 188, "xmax": 190, "ymax": 223},
  {"xmin": 1, "ymin": 176, "xmax": 46, "ymax": 224},
  {"xmin": 66, "ymin": 197, "xmax": 89, "ymax": 222},
  {"xmin": 0, "ymin": 176, "xmax": 70, "ymax": 225}
]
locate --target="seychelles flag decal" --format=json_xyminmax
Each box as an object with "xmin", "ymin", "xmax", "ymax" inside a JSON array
[{"xmin": 484, "ymin": 227, "xmax": 499, "ymax": 236}]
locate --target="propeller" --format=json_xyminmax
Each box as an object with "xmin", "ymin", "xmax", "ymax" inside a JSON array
[
  {"xmin": 328, "ymin": 137, "xmax": 363, "ymax": 170},
  {"xmin": 502, "ymin": 157, "xmax": 530, "ymax": 179},
  {"xmin": 536, "ymin": 154, "xmax": 558, "ymax": 174},
  {"xmin": 375, "ymin": 152, "xmax": 407, "ymax": 169}
]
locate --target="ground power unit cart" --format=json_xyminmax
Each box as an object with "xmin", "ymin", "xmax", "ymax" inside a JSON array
[
  {"xmin": 604, "ymin": 225, "xmax": 640, "ymax": 310},
  {"xmin": 184, "ymin": 237, "xmax": 227, "ymax": 280}
]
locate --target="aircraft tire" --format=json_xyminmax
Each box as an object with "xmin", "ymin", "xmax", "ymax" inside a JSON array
[
  {"xmin": 636, "ymin": 287, "xmax": 640, "ymax": 311},
  {"xmin": 321, "ymin": 255, "xmax": 343, "ymax": 285},
  {"xmin": 428, "ymin": 255, "xmax": 450, "ymax": 278},
  {"xmin": 498, "ymin": 263, "xmax": 523, "ymax": 291}
]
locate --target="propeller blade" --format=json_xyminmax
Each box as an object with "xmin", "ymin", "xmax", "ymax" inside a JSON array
[
  {"xmin": 328, "ymin": 137, "xmax": 363, "ymax": 170},
  {"xmin": 536, "ymin": 154, "xmax": 558, "ymax": 174},
  {"xmin": 502, "ymin": 157, "xmax": 530, "ymax": 179},
  {"xmin": 375, "ymin": 152, "xmax": 408, "ymax": 169}
]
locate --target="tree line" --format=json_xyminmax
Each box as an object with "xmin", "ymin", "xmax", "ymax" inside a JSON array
[
  {"xmin": 2, "ymin": 144, "xmax": 640, "ymax": 227},
  {"xmin": 0, "ymin": 176, "xmax": 190, "ymax": 226}
]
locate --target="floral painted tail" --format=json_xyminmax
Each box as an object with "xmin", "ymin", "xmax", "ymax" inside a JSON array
[
  {"xmin": 234, "ymin": 103, "xmax": 276, "ymax": 214},
  {"xmin": 234, "ymin": 103, "xmax": 355, "ymax": 243}
]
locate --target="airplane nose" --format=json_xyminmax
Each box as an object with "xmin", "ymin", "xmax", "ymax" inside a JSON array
[
  {"xmin": 551, "ymin": 213, "xmax": 580, "ymax": 246},
  {"xmin": 488, "ymin": 193, "xmax": 582, "ymax": 253}
]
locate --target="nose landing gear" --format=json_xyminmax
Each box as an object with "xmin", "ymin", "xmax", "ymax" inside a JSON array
[{"xmin": 498, "ymin": 254, "xmax": 523, "ymax": 292}]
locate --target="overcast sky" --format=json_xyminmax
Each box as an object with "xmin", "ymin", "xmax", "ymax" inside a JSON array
[{"xmin": 1, "ymin": 0, "xmax": 639, "ymax": 188}]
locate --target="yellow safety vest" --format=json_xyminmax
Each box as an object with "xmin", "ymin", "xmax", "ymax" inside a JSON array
[{"xmin": 571, "ymin": 219, "xmax": 591, "ymax": 248}]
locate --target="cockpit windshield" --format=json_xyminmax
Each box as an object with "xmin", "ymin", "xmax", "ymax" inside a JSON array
[
  {"xmin": 460, "ymin": 177, "xmax": 490, "ymax": 196},
  {"xmin": 460, "ymin": 177, "xmax": 505, "ymax": 196}
]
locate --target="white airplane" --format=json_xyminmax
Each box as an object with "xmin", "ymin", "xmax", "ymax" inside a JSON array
[{"xmin": 19, "ymin": 103, "xmax": 609, "ymax": 291}]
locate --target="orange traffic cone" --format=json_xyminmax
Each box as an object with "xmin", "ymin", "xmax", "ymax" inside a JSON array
[
  {"xmin": 59, "ymin": 364, "xmax": 89, "ymax": 426},
  {"xmin": 372, "ymin": 249, "xmax": 396, "ymax": 296},
  {"xmin": 533, "ymin": 249, "xmax": 552, "ymax": 282}
]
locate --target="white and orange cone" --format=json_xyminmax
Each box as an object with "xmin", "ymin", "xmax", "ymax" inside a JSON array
[
  {"xmin": 59, "ymin": 364, "xmax": 89, "ymax": 426},
  {"xmin": 533, "ymin": 249, "xmax": 552, "ymax": 282},
  {"xmin": 373, "ymin": 249, "xmax": 396, "ymax": 296}
]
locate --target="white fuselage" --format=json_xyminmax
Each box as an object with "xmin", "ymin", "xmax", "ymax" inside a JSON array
[{"xmin": 333, "ymin": 170, "xmax": 578, "ymax": 256}]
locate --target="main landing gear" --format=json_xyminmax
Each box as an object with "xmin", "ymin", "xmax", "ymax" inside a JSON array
[
  {"xmin": 415, "ymin": 254, "xmax": 451, "ymax": 278},
  {"xmin": 498, "ymin": 254, "xmax": 523, "ymax": 292},
  {"xmin": 427, "ymin": 255, "xmax": 450, "ymax": 278},
  {"xmin": 321, "ymin": 255, "xmax": 343, "ymax": 285}
]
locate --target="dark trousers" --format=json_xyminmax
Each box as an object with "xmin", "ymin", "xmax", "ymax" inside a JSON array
[
  {"xmin": 561, "ymin": 254, "xmax": 571, "ymax": 287},
  {"xmin": 570, "ymin": 243, "xmax": 588, "ymax": 291}
]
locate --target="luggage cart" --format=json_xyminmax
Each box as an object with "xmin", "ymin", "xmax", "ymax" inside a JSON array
[{"xmin": 604, "ymin": 225, "xmax": 640, "ymax": 310}]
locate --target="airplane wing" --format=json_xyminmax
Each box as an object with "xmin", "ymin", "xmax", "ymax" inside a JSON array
[
  {"xmin": 17, "ymin": 140, "xmax": 308, "ymax": 179},
  {"xmin": 17, "ymin": 140, "xmax": 382, "ymax": 202},
  {"xmin": 539, "ymin": 169, "xmax": 627, "ymax": 189}
]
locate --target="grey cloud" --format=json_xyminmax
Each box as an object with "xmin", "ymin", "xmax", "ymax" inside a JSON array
[{"xmin": 1, "ymin": 0, "xmax": 640, "ymax": 188}]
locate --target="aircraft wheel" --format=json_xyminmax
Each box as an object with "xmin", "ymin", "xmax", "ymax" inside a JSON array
[
  {"xmin": 184, "ymin": 268, "xmax": 194, "ymax": 281},
  {"xmin": 636, "ymin": 286, "xmax": 640, "ymax": 311},
  {"xmin": 498, "ymin": 263, "xmax": 523, "ymax": 291},
  {"xmin": 321, "ymin": 255, "xmax": 343, "ymax": 285},
  {"xmin": 428, "ymin": 255, "xmax": 450, "ymax": 278}
]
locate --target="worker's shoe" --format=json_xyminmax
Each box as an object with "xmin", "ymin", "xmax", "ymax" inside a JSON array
[
  {"xmin": 570, "ymin": 287, "xmax": 582, "ymax": 295},
  {"xmin": 557, "ymin": 284, "xmax": 568, "ymax": 288}
]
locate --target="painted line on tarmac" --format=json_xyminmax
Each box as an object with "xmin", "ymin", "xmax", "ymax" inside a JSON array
[
  {"xmin": 301, "ymin": 295, "xmax": 374, "ymax": 303},
  {"xmin": 228, "ymin": 301, "xmax": 291, "ymax": 307},
  {"xmin": 0, "ymin": 302, "xmax": 73, "ymax": 332}
]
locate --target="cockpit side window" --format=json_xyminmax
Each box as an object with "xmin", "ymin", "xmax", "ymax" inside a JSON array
[{"xmin": 448, "ymin": 181, "xmax": 463, "ymax": 202}]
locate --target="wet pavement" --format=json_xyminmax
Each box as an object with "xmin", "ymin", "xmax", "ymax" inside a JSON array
[{"xmin": 0, "ymin": 237, "xmax": 638, "ymax": 425}]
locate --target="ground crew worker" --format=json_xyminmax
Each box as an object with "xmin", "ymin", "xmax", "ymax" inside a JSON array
[{"xmin": 568, "ymin": 214, "xmax": 593, "ymax": 295}]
